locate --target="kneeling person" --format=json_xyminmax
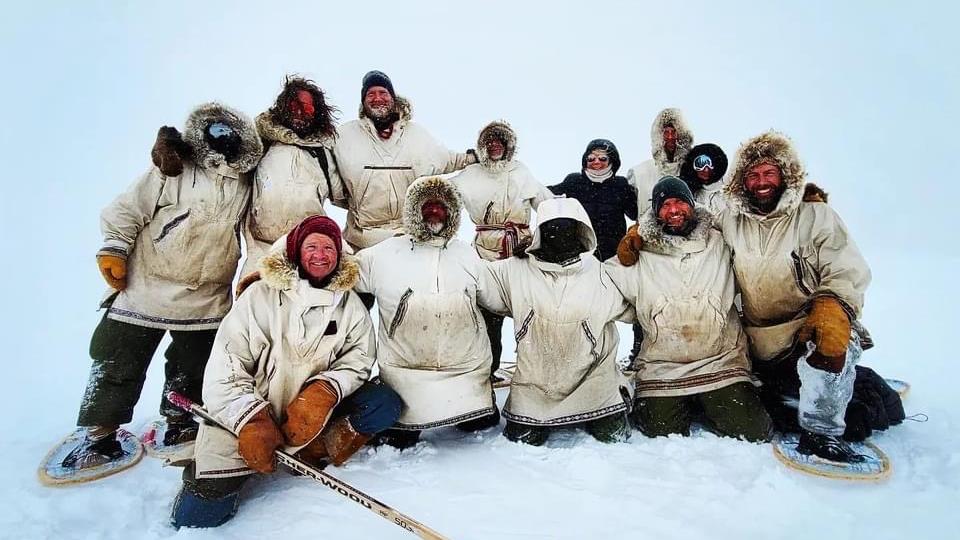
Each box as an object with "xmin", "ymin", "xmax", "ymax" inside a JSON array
[
  {"xmin": 609, "ymin": 177, "xmax": 772, "ymax": 442},
  {"xmin": 171, "ymin": 216, "xmax": 401, "ymax": 528}
]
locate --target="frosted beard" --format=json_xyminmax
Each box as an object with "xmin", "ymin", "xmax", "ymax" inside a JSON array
[{"xmin": 427, "ymin": 221, "xmax": 446, "ymax": 235}]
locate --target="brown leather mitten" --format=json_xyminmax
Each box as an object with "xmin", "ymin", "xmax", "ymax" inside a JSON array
[
  {"xmin": 237, "ymin": 407, "xmax": 283, "ymax": 474},
  {"xmin": 236, "ymin": 271, "xmax": 262, "ymax": 298},
  {"xmin": 151, "ymin": 126, "xmax": 191, "ymax": 177},
  {"xmin": 616, "ymin": 224, "xmax": 644, "ymax": 266},
  {"xmin": 796, "ymin": 296, "xmax": 851, "ymax": 360},
  {"xmin": 281, "ymin": 380, "xmax": 339, "ymax": 447},
  {"xmin": 802, "ymin": 182, "xmax": 829, "ymax": 203},
  {"xmin": 96, "ymin": 254, "xmax": 127, "ymax": 290},
  {"xmin": 322, "ymin": 416, "xmax": 371, "ymax": 466}
]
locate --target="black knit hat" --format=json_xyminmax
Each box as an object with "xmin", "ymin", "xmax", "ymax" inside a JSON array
[
  {"xmin": 651, "ymin": 176, "xmax": 696, "ymax": 216},
  {"xmin": 581, "ymin": 138, "xmax": 621, "ymax": 175},
  {"xmin": 361, "ymin": 70, "xmax": 395, "ymax": 101},
  {"xmin": 679, "ymin": 143, "xmax": 728, "ymax": 189}
]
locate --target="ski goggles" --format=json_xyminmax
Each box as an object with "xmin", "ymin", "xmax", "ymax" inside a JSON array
[
  {"xmin": 692, "ymin": 154, "xmax": 714, "ymax": 172},
  {"xmin": 207, "ymin": 122, "xmax": 236, "ymax": 140}
]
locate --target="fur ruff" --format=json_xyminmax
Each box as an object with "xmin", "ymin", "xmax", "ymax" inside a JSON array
[
  {"xmin": 357, "ymin": 95, "xmax": 412, "ymax": 123},
  {"xmin": 183, "ymin": 102, "xmax": 263, "ymax": 174},
  {"xmin": 723, "ymin": 130, "xmax": 807, "ymax": 218},
  {"xmin": 258, "ymin": 250, "xmax": 360, "ymax": 292},
  {"xmin": 403, "ymin": 176, "xmax": 463, "ymax": 243},
  {"xmin": 255, "ymin": 111, "xmax": 334, "ymax": 148},
  {"xmin": 637, "ymin": 207, "xmax": 713, "ymax": 252},
  {"xmin": 803, "ymin": 182, "xmax": 829, "ymax": 203},
  {"xmin": 475, "ymin": 120, "xmax": 517, "ymax": 172},
  {"xmin": 651, "ymin": 108, "xmax": 694, "ymax": 168}
]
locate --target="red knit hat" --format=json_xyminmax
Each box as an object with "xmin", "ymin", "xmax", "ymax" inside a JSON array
[{"xmin": 286, "ymin": 215, "xmax": 342, "ymax": 269}]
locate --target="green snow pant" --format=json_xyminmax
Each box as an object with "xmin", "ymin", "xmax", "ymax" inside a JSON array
[
  {"xmin": 76, "ymin": 315, "xmax": 217, "ymax": 428},
  {"xmin": 632, "ymin": 382, "xmax": 773, "ymax": 443}
]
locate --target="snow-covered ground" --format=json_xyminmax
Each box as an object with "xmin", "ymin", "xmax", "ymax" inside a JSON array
[{"xmin": 2, "ymin": 2, "xmax": 958, "ymax": 539}]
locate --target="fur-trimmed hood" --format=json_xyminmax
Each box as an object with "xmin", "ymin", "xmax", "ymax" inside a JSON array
[
  {"xmin": 403, "ymin": 175, "xmax": 463, "ymax": 243},
  {"xmin": 358, "ymin": 95, "xmax": 413, "ymax": 123},
  {"xmin": 476, "ymin": 120, "xmax": 517, "ymax": 171},
  {"xmin": 724, "ymin": 130, "xmax": 807, "ymax": 218},
  {"xmin": 651, "ymin": 108, "xmax": 694, "ymax": 168},
  {"xmin": 255, "ymin": 111, "xmax": 334, "ymax": 148},
  {"xmin": 637, "ymin": 206, "xmax": 713, "ymax": 255},
  {"xmin": 183, "ymin": 102, "xmax": 263, "ymax": 174},
  {"xmin": 258, "ymin": 242, "xmax": 360, "ymax": 292}
]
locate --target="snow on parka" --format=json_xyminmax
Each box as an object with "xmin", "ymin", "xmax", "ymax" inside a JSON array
[
  {"xmin": 606, "ymin": 208, "xmax": 756, "ymax": 398},
  {"xmin": 717, "ymin": 131, "xmax": 872, "ymax": 362},
  {"xmin": 449, "ymin": 120, "xmax": 553, "ymax": 261},
  {"xmin": 194, "ymin": 251, "xmax": 374, "ymax": 479},
  {"xmin": 355, "ymin": 176, "xmax": 495, "ymax": 430},
  {"xmin": 241, "ymin": 112, "xmax": 344, "ymax": 276},
  {"xmin": 98, "ymin": 103, "xmax": 262, "ymax": 330},
  {"xmin": 479, "ymin": 198, "xmax": 633, "ymax": 426},
  {"xmin": 332, "ymin": 97, "xmax": 474, "ymax": 250},
  {"xmin": 627, "ymin": 108, "xmax": 695, "ymax": 215}
]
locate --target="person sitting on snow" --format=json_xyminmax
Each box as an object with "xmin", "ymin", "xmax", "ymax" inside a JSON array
[
  {"xmin": 171, "ymin": 215, "xmax": 402, "ymax": 528},
  {"xmin": 478, "ymin": 198, "xmax": 634, "ymax": 446},
  {"xmin": 355, "ymin": 176, "xmax": 499, "ymax": 449},
  {"xmin": 608, "ymin": 177, "xmax": 772, "ymax": 442},
  {"xmin": 62, "ymin": 103, "xmax": 262, "ymax": 471},
  {"xmin": 619, "ymin": 131, "xmax": 904, "ymax": 462},
  {"xmin": 449, "ymin": 120, "xmax": 554, "ymax": 378}
]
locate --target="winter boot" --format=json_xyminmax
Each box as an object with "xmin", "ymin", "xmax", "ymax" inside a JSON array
[
  {"xmin": 628, "ymin": 323, "xmax": 643, "ymax": 364},
  {"xmin": 455, "ymin": 409, "xmax": 501, "ymax": 432},
  {"xmin": 170, "ymin": 485, "xmax": 240, "ymax": 529},
  {"xmin": 584, "ymin": 413, "xmax": 631, "ymax": 443},
  {"xmin": 163, "ymin": 418, "xmax": 199, "ymax": 447},
  {"xmin": 503, "ymin": 421, "xmax": 549, "ymax": 446},
  {"xmin": 796, "ymin": 429, "xmax": 866, "ymax": 464},
  {"xmin": 373, "ymin": 428, "xmax": 421, "ymax": 450},
  {"xmin": 295, "ymin": 435, "xmax": 329, "ymax": 470},
  {"xmin": 322, "ymin": 416, "xmax": 372, "ymax": 466},
  {"xmin": 61, "ymin": 426, "xmax": 125, "ymax": 470}
]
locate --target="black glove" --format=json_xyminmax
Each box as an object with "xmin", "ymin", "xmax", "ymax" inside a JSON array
[{"xmin": 843, "ymin": 366, "xmax": 904, "ymax": 442}]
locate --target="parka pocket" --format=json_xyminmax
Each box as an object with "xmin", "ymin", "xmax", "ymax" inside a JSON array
[
  {"xmin": 790, "ymin": 251, "xmax": 814, "ymax": 297},
  {"xmin": 154, "ymin": 210, "xmax": 190, "ymax": 244},
  {"xmin": 387, "ymin": 288, "xmax": 414, "ymax": 338}
]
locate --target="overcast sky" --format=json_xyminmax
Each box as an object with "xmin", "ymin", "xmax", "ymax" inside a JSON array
[{"xmin": 0, "ymin": 1, "xmax": 956, "ymax": 416}]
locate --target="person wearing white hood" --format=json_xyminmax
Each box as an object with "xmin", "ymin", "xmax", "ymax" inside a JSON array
[
  {"xmin": 449, "ymin": 120, "xmax": 553, "ymax": 377},
  {"xmin": 478, "ymin": 198, "xmax": 634, "ymax": 445},
  {"xmin": 355, "ymin": 176, "xmax": 499, "ymax": 449},
  {"xmin": 626, "ymin": 108, "xmax": 695, "ymax": 215}
]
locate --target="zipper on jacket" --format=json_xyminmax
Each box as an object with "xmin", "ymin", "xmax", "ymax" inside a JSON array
[
  {"xmin": 514, "ymin": 309, "xmax": 535, "ymax": 343},
  {"xmin": 388, "ymin": 288, "xmax": 414, "ymax": 338},
  {"xmin": 581, "ymin": 321, "xmax": 602, "ymax": 367},
  {"xmin": 154, "ymin": 210, "xmax": 191, "ymax": 243},
  {"xmin": 790, "ymin": 251, "xmax": 814, "ymax": 296},
  {"xmin": 465, "ymin": 289, "xmax": 480, "ymax": 330}
]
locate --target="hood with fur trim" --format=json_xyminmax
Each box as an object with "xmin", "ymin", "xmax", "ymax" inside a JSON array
[
  {"xmin": 637, "ymin": 206, "xmax": 713, "ymax": 254},
  {"xmin": 403, "ymin": 175, "xmax": 463, "ymax": 243},
  {"xmin": 357, "ymin": 95, "xmax": 413, "ymax": 123},
  {"xmin": 724, "ymin": 130, "xmax": 807, "ymax": 218},
  {"xmin": 183, "ymin": 102, "xmax": 263, "ymax": 174},
  {"xmin": 650, "ymin": 108, "xmax": 694, "ymax": 168},
  {"xmin": 255, "ymin": 111, "xmax": 334, "ymax": 148},
  {"xmin": 476, "ymin": 120, "xmax": 517, "ymax": 171},
  {"xmin": 258, "ymin": 246, "xmax": 360, "ymax": 292}
]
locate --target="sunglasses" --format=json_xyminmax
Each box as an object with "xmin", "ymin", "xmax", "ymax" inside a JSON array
[
  {"xmin": 586, "ymin": 156, "xmax": 609, "ymax": 163},
  {"xmin": 692, "ymin": 154, "xmax": 714, "ymax": 172}
]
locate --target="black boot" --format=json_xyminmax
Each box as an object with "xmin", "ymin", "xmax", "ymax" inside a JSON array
[
  {"xmin": 372, "ymin": 428, "xmax": 421, "ymax": 450},
  {"xmin": 502, "ymin": 421, "xmax": 549, "ymax": 446},
  {"xmin": 456, "ymin": 409, "xmax": 501, "ymax": 432},
  {"xmin": 61, "ymin": 429, "xmax": 126, "ymax": 470},
  {"xmin": 163, "ymin": 419, "xmax": 199, "ymax": 447},
  {"xmin": 796, "ymin": 430, "xmax": 865, "ymax": 464}
]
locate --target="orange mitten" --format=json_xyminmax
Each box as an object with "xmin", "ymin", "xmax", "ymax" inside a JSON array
[
  {"xmin": 96, "ymin": 254, "xmax": 127, "ymax": 290},
  {"xmin": 281, "ymin": 380, "xmax": 339, "ymax": 447}
]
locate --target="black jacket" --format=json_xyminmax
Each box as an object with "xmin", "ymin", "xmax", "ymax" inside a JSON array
[{"xmin": 549, "ymin": 173, "xmax": 638, "ymax": 261}]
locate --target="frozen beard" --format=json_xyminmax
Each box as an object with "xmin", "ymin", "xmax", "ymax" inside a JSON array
[
  {"xmin": 421, "ymin": 199, "xmax": 449, "ymax": 237},
  {"xmin": 534, "ymin": 218, "xmax": 585, "ymax": 264}
]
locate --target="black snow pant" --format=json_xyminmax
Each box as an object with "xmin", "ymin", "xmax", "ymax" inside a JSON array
[
  {"xmin": 754, "ymin": 350, "xmax": 905, "ymax": 442},
  {"xmin": 479, "ymin": 306, "xmax": 504, "ymax": 374},
  {"xmin": 76, "ymin": 315, "xmax": 217, "ymax": 428},
  {"xmin": 632, "ymin": 382, "xmax": 773, "ymax": 443}
]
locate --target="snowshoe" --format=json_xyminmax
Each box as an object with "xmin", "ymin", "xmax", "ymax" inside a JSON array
[
  {"xmin": 38, "ymin": 428, "xmax": 144, "ymax": 486},
  {"xmin": 772, "ymin": 432, "xmax": 890, "ymax": 481},
  {"xmin": 140, "ymin": 417, "xmax": 196, "ymax": 466}
]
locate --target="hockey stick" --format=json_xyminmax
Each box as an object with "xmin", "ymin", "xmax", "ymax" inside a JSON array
[{"xmin": 166, "ymin": 392, "xmax": 448, "ymax": 540}]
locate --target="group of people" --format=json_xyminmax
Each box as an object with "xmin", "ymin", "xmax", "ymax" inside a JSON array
[{"xmin": 63, "ymin": 70, "xmax": 906, "ymax": 528}]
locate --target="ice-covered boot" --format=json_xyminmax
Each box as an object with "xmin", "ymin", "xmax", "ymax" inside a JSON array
[
  {"xmin": 796, "ymin": 429, "xmax": 865, "ymax": 464},
  {"xmin": 456, "ymin": 409, "xmax": 501, "ymax": 432},
  {"xmin": 585, "ymin": 413, "xmax": 631, "ymax": 443},
  {"xmin": 503, "ymin": 421, "xmax": 549, "ymax": 446},
  {"xmin": 61, "ymin": 427, "xmax": 125, "ymax": 470},
  {"xmin": 163, "ymin": 419, "xmax": 199, "ymax": 447}
]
